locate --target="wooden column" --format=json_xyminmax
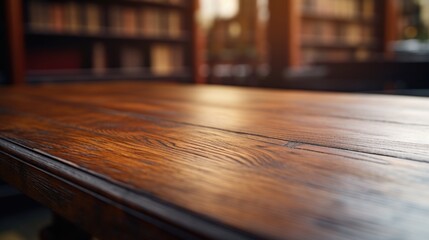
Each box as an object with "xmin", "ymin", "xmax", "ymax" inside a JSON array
[
  {"xmin": 5, "ymin": 0, "xmax": 25, "ymax": 84},
  {"xmin": 383, "ymin": 0, "xmax": 398, "ymax": 59},
  {"xmin": 266, "ymin": 0, "xmax": 301, "ymax": 87},
  {"xmin": 190, "ymin": 0, "xmax": 205, "ymax": 84}
]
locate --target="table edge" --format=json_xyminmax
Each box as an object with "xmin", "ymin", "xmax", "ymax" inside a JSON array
[{"xmin": 0, "ymin": 137, "xmax": 257, "ymax": 240}]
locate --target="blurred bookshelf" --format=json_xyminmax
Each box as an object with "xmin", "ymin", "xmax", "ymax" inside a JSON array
[
  {"xmin": 264, "ymin": 0, "xmax": 398, "ymax": 88},
  {"xmin": 3, "ymin": 0, "xmax": 423, "ymax": 88},
  {"xmin": 268, "ymin": 0, "xmax": 393, "ymax": 68},
  {"xmin": 3, "ymin": 0, "xmax": 198, "ymax": 84},
  {"xmin": 300, "ymin": 0, "xmax": 380, "ymax": 64},
  {"xmin": 199, "ymin": 0, "xmax": 398, "ymax": 87}
]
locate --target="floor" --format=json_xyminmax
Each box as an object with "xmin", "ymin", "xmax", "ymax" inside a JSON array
[
  {"xmin": 0, "ymin": 208, "xmax": 51, "ymax": 240},
  {"xmin": 0, "ymin": 183, "xmax": 51, "ymax": 240}
]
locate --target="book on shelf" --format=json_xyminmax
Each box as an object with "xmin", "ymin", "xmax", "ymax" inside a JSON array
[
  {"xmin": 92, "ymin": 42, "xmax": 107, "ymax": 75},
  {"xmin": 302, "ymin": 21, "xmax": 370, "ymax": 46},
  {"xmin": 28, "ymin": 0, "xmax": 103, "ymax": 34},
  {"xmin": 27, "ymin": 48, "xmax": 83, "ymax": 71},
  {"xmin": 151, "ymin": 44, "xmax": 183, "ymax": 76},
  {"xmin": 85, "ymin": 3, "xmax": 102, "ymax": 34},
  {"xmin": 342, "ymin": 24, "xmax": 362, "ymax": 45},
  {"xmin": 159, "ymin": 10, "xmax": 169, "ymax": 36},
  {"xmin": 27, "ymin": 0, "xmax": 184, "ymax": 39},
  {"xmin": 122, "ymin": 7, "xmax": 138, "ymax": 36},
  {"xmin": 120, "ymin": 46, "xmax": 145, "ymax": 73},
  {"xmin": 362, "ymin": 0, "xmax": 375, "ymax": 19},
  {"xmin": 168, "ymin": 0, "xmax": 185, "ymax": 5},
  {"xmin": 139, "ymin": 8, "xmax": 151, "ymax": 36},
  {"xmin": 142, "ymin": 8, "xmax": 161, "ymax": 36},
  {"xmin": 168, "ymin": 11, "xmax": 182, "ymax": 37},
  {"xmin": 151, "ymin": 44, "xmax": 170, "ymax": 75},
  {"xmin": 355, "ymin": 48, "xmax": 371, "ymax": 61},
  {"xmin": 109, "ymin": 6, "xmax": 121, "ymax": 34},
  {"xmin": 145, "ymin": 0, "xmax": 184, "ymax": 5},
  {"xmin": 362, "ymin": 26, "xmax": 374, "ymax": 44},
  {"xmin": 64, "ymin": 2, "xmax": 80, "ymax": 33},
  {"xmin": 301, "ymin": 0, "xmax": 362, "ymax": 19},
  {"xmin": 28, "ymin": 1, "xmax": 42, "ymax": 30},
  {"xmin": 51, "ymin": 3, "xmax": 64, "ymax": 32},
  {"xmin": 109, "ymin": 5, "xmax": 182, "ymax": 38},
  {"xmin": 326, "ymin": 50, "xmax": 352, "ymax": 62}
]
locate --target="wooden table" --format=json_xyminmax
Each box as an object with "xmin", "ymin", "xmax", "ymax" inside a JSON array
[{"xmin": 1, "ymin": 82, "xmax": 429, "ymax": 240}]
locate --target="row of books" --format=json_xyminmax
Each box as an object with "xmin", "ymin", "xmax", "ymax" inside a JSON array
[
  {"xmin": 27, "ymin": 43, "xmax": 184, "ymax": 76},
  {"xmin": 301, "ymin": 48, "xmax": 371, "ymax": 64},
  {"xmin": 138, "ymin": 0, "xmax": 185, "ymax": 5},
  {"xmin": 109, "ymin": 6, "xmax": 182, "ymax": 37},
  {"xmin": 93, "ymin": 43, "xmax": 185, "ymax": 75},
  {"xmin": 151, "ymin": 44, "xmax": 184, "ymax": 75},
  {"xmin": 301, "ymin": 21, "xmax": 374, "ymax": 45},
  {"xmin": 28, "ymin": 1, "xmax": 184, "ymax": 38},
  {"xmin": 301, "ymin": 0, "xmax": 375, "ymax": 19}
]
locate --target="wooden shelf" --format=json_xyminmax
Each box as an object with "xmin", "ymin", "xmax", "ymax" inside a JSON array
[
  {"xmin": 301, "ymin": 42, "xmax": 377, "ymax": 50},
  {"xmin": 117, "ymin": 0, "xmax": 187, "ymax": 9},
  {"xmin": 25, "ymin": 30, "xmax": 188, "ymax": 44},
  {"xmin": 43, "ymin": 0, "xmax": 188, "ymax": 9},
  {"xmin": 27, "ymin": 69, "xmax": 191, "ymax": 83},
  {"xmin": 301, "ymin": 14, "xmax": 374, "ymax": 25}
]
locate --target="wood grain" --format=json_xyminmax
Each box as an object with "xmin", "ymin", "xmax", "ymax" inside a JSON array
[
  {"xmin": 1, "ymin": 81, "xmax": 429, "ymax": 240},
  {"xmin": 9, "ymin": 82, "xmax": 429, "ymax": 161}
]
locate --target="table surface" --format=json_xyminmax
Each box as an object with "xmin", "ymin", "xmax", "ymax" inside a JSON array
[{"xmin": 1, "ymin": 82, "xmax": 429, "ymax": 240}]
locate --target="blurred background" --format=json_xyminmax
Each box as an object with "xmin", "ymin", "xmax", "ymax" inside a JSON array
[
  {"xmin": 198, "ymin": 0, "xmax": 429, "ymax": 93},
  {"xmin": 1, "ymin": 0, "xmax": 429, "ymax": 95},
  {"xmin": 1, "ymin": 0, "xmax": 429, "ymax": 239}
]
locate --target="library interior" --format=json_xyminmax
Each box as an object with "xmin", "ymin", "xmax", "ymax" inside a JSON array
[
  {"xmin": 2, "ymin": 0, "xmax": 429, "ymax": 92},
  {"xmin": 1, "ymin": 0, "xmax": 429, "ymax": 240}
]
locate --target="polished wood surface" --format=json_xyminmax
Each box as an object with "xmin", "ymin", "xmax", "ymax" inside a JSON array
[{"xmin": 1, "ymin": 82, "xmax": 429, "ymax": 240}]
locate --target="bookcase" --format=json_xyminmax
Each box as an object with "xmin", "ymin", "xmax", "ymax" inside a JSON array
[
  {"xmin": 3, "ymin": 0, "xmax": 199, "ymax": 84},
  {"xmin": 300, "ymin": 0, "xmax": 380, "ymax": 64},
  {"xmin": 267, "ymin": 0, "xmax": 398, "ymax": 86}
]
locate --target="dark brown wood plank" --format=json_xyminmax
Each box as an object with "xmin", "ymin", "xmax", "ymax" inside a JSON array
[
  {"xmin": 1, "ymin": 83, "xmax": 429, "ymax": 239},
  {"xmin": 6, "ymin": 82, "xmax": 428, "ymax": 162},
  {"xmin": 0, "ymin": 139, "xmax": 246, "ymax": 240},
  {"xmin": 10, "ymin": 81, "xmax": 429, "ymax": 125}
]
